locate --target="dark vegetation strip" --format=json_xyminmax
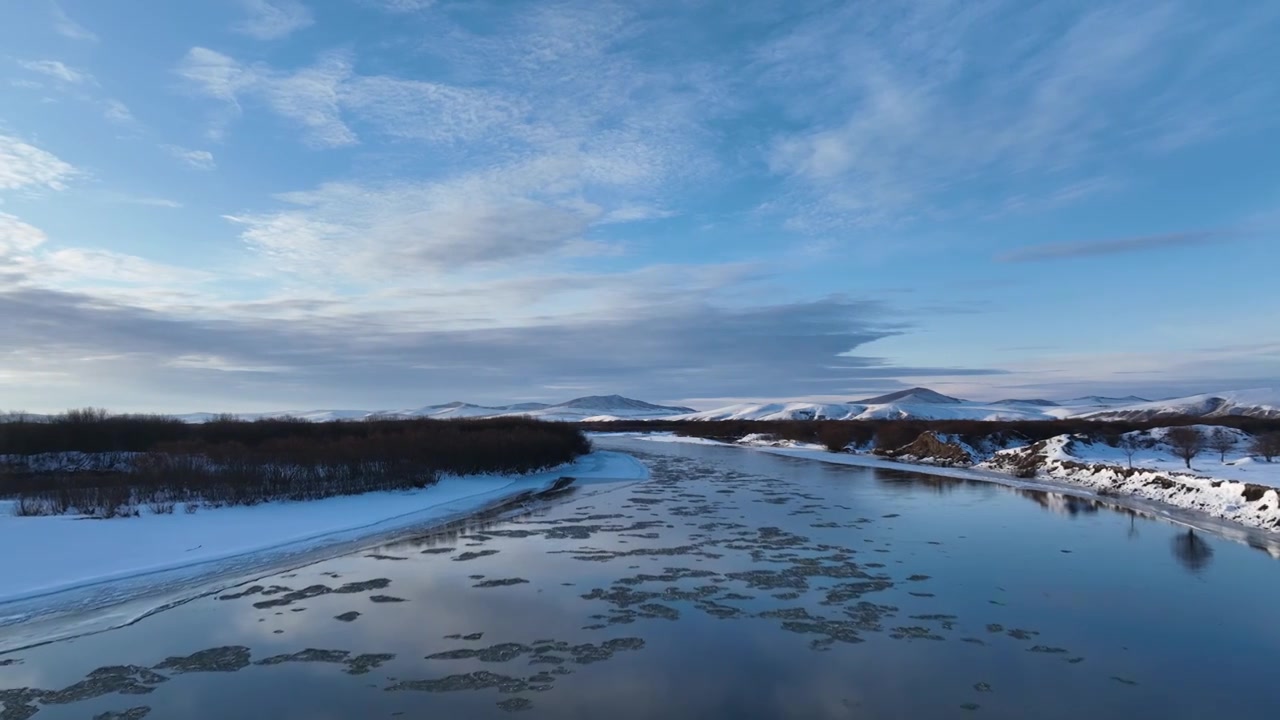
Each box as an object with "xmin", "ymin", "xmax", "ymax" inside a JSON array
[
  {"xmin": 1, "ymin": 411, "xmax": 590, "ymax": 517},
  {"xmin": 578, "ymin": 417, "xmax": 1280, "ymax": 453}
]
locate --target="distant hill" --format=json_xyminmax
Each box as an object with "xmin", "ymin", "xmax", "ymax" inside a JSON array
[
  {"xmin": 549, "ymin": 395, "xmax": 695, "ymax": 414},
  {"xmin": 1065, "ymin": 395, "xmax": 1150, "ymax": 406},
  {"xmin": 11, "ymin": 388, "xmax": 1278, "ymax": 424},
  {"xmin": 991, "ymin": 398, "xmax": 1059, "ymax": 407},
  {"xmin": 855, "ymin": 387, "xmax": 964, "ymax": 405},
  {"xmin": 664, "ymin": 388, "xmax": 1280, "ymax": 423},
  {"xmin": 1080, "ymin": 389, "xmax": 1280, "ymax": 421}
]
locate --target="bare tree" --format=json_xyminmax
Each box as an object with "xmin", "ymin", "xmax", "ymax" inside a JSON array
[
  {"xmin": 1165, "ymin": 426, "xmax": 1204, "ymax": 469},
  {"xmin": 1207, "ymin": 427, "xmax": 1236, "ymax": 463},
  {"xmin": 1117, "ymin": 433, "xmax": 1144, "ymax": 469},
  {"xmin": 1250, "ymin": 431, "xmax": 1280, "ymax": 462}
]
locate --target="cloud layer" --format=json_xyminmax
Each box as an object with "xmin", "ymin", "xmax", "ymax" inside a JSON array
[{"xmin": 0, "ymin": 0, "xmax": 1275, "ymax": 411}]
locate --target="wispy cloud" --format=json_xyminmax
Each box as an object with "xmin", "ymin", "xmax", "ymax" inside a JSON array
[
  {"xmin": 758, "ymin": 1, "xmax": 1280, "ymax": 230},
  {"xmin": 998, "ymin": 230, "xmax": 1233, "ymax": 263},
  {"xmin": 18, "ymin": 59, "xmax": 92, "ymax": 84},
  {"xmin": 51, "ymin": 2, "xmax": 97, "ymax": 41},
  {"xmin": 235, "ymin": 0, "xmax": 314, "ymax": 40},
  {"xmin": 366, "ymin": 0, "xmax": 435, "ymax": 12},
  {"xmin": 0, "ymin": 212, "xmax": 48, "ymax": 257},
  {"xmin": 99, "ymin": 192, "xmax": 183, "ymax": 209},
  {"xmin": 224, "ymin": 158, "xmax": 625, "ymax": 276},
  {"xmin": 176, "ymin": 0, "xmax": 722, "ymax": 169},
  {"xmin": 162, "ymin": 144, "xmax": 216, "ymax": 170},
  {"xmin": 102, "ymin": 99, "xmax": 136, "ymax": 125},
  {"xmin": 177, "ymin": 48, "xmax": 355, "ymax": 148},
  {"xmin": 0, "ymin": 135, "xmax": 76, "ymax": 191}
]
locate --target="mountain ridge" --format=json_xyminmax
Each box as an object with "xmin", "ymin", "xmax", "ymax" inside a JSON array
[
  {"xmin": 7, "ymin": 389, "xmax": 1277, "ymax": 424},
  {"xmin": 855, "ymin": 387, "xmax": 964, "ymax": 405}
]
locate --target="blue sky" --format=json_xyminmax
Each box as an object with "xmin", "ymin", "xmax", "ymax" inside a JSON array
[{"xmin": 1, "ymin": 0, "xmax": 1278, "ymax": 413}]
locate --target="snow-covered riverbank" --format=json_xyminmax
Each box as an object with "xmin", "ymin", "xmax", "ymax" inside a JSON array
[
  {"xmin": 0, "ymin": 451, "xmax": 648, "ymax": 623},
  {"xmin": 608, "ymin": 432, "xmax": 1280, "ymax": 537}
]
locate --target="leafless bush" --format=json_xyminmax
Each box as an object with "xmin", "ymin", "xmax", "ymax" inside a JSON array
[
  {"xmin": 1166, "ymin": 427, "xmax": 1205, "ymax": 469},
  {"xmin": 1118, "ymin": 434, "xmax": 1145, "ymax": 469},
  {"xmin": 873, "ymin": 423, "xmax": 924, "ymax": 454},
  {"xmin": 1208, "ymin": 427, "xmax": 1237, "ymax": 462},
  {"xmin": 816, "ymin": 424, "xmax": 861, "ymax": 452},
  {"xmin": 13, "ymin": 496, "xmax": 55, "ymax": 516},
  {"xmin": 3, "ymin": 416, "xmax": 590, "ymax": 517},
  {"xmin": 1250, "ymin": 432, "xmax": 1280, "ymax": 462}
]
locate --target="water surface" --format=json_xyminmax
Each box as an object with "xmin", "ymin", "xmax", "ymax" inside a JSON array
[{"xmin": 3, "ymin": 438, "xmax": 1278, "ymax": 719}]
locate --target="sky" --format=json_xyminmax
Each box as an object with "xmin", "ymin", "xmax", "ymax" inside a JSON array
[{"xmin": 1, "ymin": 0, "xmax": 1278, "ymax": 414}]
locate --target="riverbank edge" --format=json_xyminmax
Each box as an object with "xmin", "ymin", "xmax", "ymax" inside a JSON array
[{"xmin": 601, "ymin": 433, "xmax": 1280, "ymax": 555}]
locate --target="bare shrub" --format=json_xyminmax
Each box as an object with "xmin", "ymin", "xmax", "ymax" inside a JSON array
[
  {"xmin": 1166, "ymin": 427, "xmax": 1205, "ymax": 469},
  {"xmin": 873, "ymin": 423, "xmax": 923, "ymax": 454},
  {"xmin": 5, "ymin": 416, "xmax": 590, "ymax": 518},
  {"xmin": 13, "ymin": 496, "xmax": 53, "ymax": 516},
  {"xmin": 1250, "ymin": 432, "xmax": 1280, "ymax": 462},
  {"xmin": 1118, "ymin": 434, "xmax": 1145, "ymax": 469},
  {"xmin": 1207, "ymin": 427, "xmax": 1236, "ymax": 462},
  {"xmin": 816, "ymin": 423, "xmax": 858, "ymax": 453}
]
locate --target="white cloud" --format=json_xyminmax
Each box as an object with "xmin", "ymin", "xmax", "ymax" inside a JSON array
[
  {"xmin": 340, "ymin": 75, "xmax": 525, "ymax": 144},
  {"xmin": 758, "ymin": 1, "xmax": 1278, "ymax": 229},
  {"xmin": 367, "ymin": 0, "xmax": 435, "ymax": 12},
  {"xmin": 103, "ymin": 99, "xmax": 135, "ymax": 125},
  {"xmin": 599, "ymin": 205, "xmax": 675, "ymax": 224},
  {"xmin": 0, "ymin": 213, "xmax": 48, "ymax": 257},
  {"xmin": 225, "ymin": 176, "xmax": 596, "ymax": 277},
  {"xmin": 0, "ymin": 135, "xmax": 75, "ymax": 191},
  {"xmin": 177, "ymin": 47, "xmax": 249, "ymax": 103},
  {"xmin": 235, "ymin": 0, "xmax": 314, "ymax": 40},
  {"xmin": 177, "ymin": 48, "xmax": 355, "ymax": 148},
  {"xmin": 175, "ymin": 1, "xmax": 722, "ymax": 171},
  {"xmin": 162, "ymin": 145, "xmax": 216, "ymax": 170},
  {"xmin": 43, "ymin": 248, "xmax": 214, "ymax": 286},
  {"xmin": 18, "ymin": 59, "xmax": 91, "ymax": 85},
  {"xmin": 126, "ymin": 197, "xmax": 183, "ymax": 209},
  {"xmin": 1, "ymin": 211, "xmax": 209, "ymax": 296},
  {"xmin": 98, "ymin": 192, "xmax": 183, "ymax": 209},
  {"xmin": 177, "ymin": 48, "xmax": 533, "ymax": 150},
  {"xmin": 51, "ymin": 2, "xmax": 97, "ymax": 41}
]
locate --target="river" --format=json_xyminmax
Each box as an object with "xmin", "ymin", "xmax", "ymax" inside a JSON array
[{"xmin": 2, "ymin": 437, "xmax": 1278, "ymax": 719}]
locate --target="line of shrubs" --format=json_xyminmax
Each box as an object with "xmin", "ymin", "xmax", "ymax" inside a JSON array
[
  {"xmin": 2, "ymin": 412, "xmax": 591, "ymax": 517},
  {"xmin": 580, "ymin": 416, "xmax": 1280, "ymax": 454}
]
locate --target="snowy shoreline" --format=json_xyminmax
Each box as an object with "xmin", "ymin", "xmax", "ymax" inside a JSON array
[
  {"xmin": 0, "ymin": 451, "xmax": 648, "ymax": 646},
  {"xmin": 605, "ymin": 433, "xmax": 1280, "ymax": 549}
]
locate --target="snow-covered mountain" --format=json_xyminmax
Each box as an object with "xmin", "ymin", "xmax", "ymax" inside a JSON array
[
  {"xmin": 8, "ymin": 388, "xmax": 1278, "ymax": 424},
  {"xmin": 668, "ymin": 388, "xmax": 1280, "ymax": 422},
  {"xmin": 551, "ymin": 395, "xmax": 693, "ymax": 414},
  {"xmin": 159, "ymin": 395, "xmax": 692, "ymax": 423},
  {"xmin": 669, "ymin": 389, "xmax": 1044, "ymax": 422},
  {"xmin": 1078, "ymin": 389, "xmax": 1280, "ymax": 421},
  {"xmin": 676, "ymin": 402, "xmax": 866, "ymax": 422},
  {"xmin": 855, "ymin": 388, "xmax": 963, "ymax": 405},
  {"xmin": 514, "ymin": 395, "xmax": 694, "ymax": 421},
  {"xmin": 670, "ymin": 399, "xmax": 1048, "ymax": 422},
  {"xmin": 991, "ymin": 398, "xmax": 1059, "ymax": 407},
  {"xmin": 1064, "ymin": 395, "xmax": 1151, "ymax": 407}
]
